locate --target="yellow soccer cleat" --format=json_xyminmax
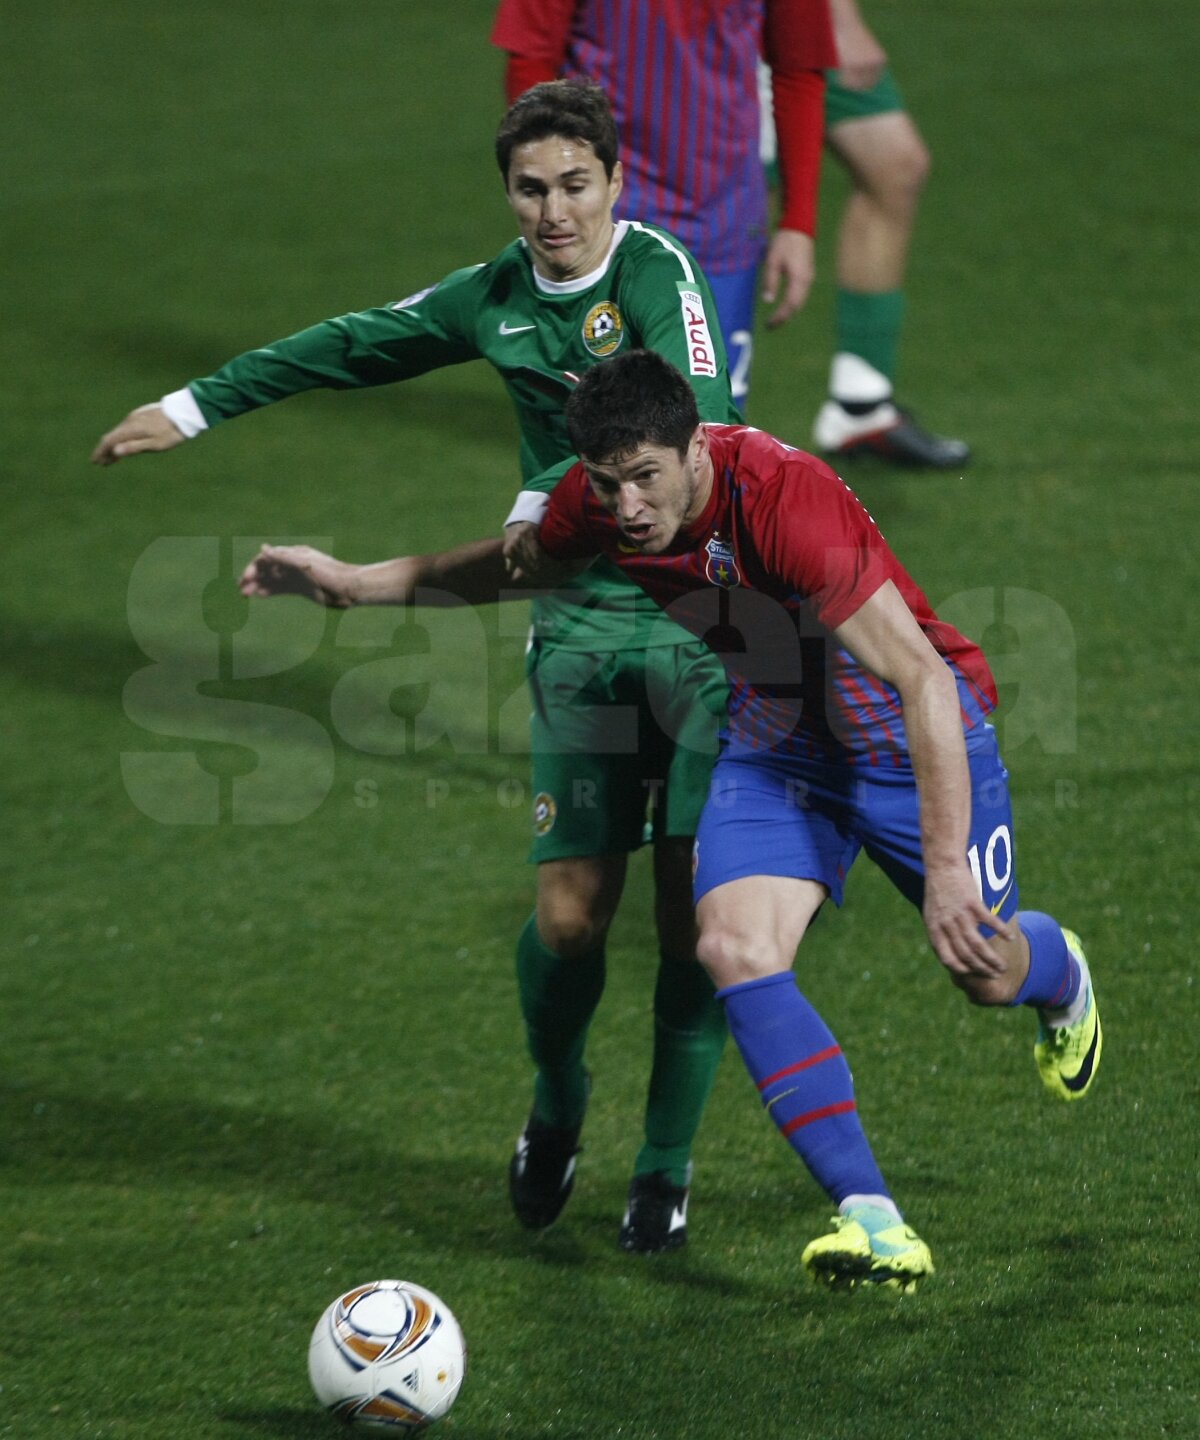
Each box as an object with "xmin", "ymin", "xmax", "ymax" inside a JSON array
[
  {"xmin": 802, "ymin": 1203, "xmax": 934, "ymax": 1294},
  {"xmin": 1035, "ymin": 930, "xmax": 1102, "ymax": 1102}
]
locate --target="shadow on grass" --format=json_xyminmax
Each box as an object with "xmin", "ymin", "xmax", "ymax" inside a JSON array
[
  {"xmin": 219, "ymin": 1408, "xmax": 334, "ymax": 1437},
  {"xmin": 219, "ymin": 1410, "xmax": 600, "ymax": 1440},
  {"xmin": 5, "ymin": 615, "xmax": 146, "ymax": 706},
  {"xmin": 1, "ymin": 612, "xmax": 523, "ymax": 791},
  {"xmin": 2, "ymin": 1081, "xmax": 509, "ymax": 1247},
  {"xmin": 2, "ymin": 1078, "xmax": 771, "ymax": 1312},
  {"xmin": 0, "ymin": 1085, "xmax": 675, "ymax": 1272}
]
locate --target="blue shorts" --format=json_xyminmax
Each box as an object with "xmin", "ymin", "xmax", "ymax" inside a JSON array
[
  {"xmin": 693, "ymin": 725, "xmax": 1019, "ymax": 920},
  {"xmin": 706, "ymin": 265, "xmax": 758, "ymax": 408}
]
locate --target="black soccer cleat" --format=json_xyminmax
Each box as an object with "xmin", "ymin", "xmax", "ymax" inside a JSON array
[
  {"xmin": 618, "ymin": 1170, "xmax": 690, "ymax": 1254},
  {"xmin": 814, "ymin": 398, "xmax": 971, "ymax": 470},
  {"xmin": 508, "ymin": 1109, "xmax": 585, "ymax": 1231}
]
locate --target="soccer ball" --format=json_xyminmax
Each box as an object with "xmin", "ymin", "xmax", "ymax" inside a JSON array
[{"xmin": 307, "ymin": 1279, "xmax": 466, "ymax": 1432}]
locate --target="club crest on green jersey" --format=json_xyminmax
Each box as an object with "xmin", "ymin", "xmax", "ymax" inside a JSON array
[
  {"xmin": 582, "ymin": 301, "xmax": 624, "ymax": 357},
  {"xmin": 704, "ymin": 536, "xmax": 740, "ymax": 588}
]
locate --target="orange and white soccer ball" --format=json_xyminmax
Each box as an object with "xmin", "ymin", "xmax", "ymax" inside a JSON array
[{"xmin": 307, "ymin": 1280, "xmax": 466, "ymax": 1432}]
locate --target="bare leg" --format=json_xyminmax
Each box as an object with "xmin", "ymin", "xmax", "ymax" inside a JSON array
[
  {"xmin": 827, "ymin": 110, "xmax": 930, "ymax": 298},
  {"xmin": 535, "ymin": 853, "xmax": 627, "ymax": 957},
  {"xmin": 814, "ymin": 110, "xmax": 967, "ymax": 467},
  {"xmin": 695, "ymin": 874, "xmax": 826, "ymax": 987}
]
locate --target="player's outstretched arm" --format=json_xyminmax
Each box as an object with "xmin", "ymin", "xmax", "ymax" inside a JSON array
[
  {"xmin": 834, "ymin": 582, "xmax": 1013, "ymax": 979},
  {"xmin": 241, "ymin": 536, "xmax": 580, "ymax": 609},
  {"xmin": 91, "ymin": 404, "xmax": 186, "ymax": 465},
  {"xmin": 240, "ymin": 545, "xmax": 366, "ymax": 608}
]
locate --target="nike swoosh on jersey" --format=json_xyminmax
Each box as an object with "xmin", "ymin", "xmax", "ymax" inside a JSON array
[{"xmin": 499, "ymin": 321, "xmax": 536, "ymax": 335}]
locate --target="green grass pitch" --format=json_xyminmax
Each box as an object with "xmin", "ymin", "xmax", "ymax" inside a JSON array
[{"xmin": 3, "ymin": 1, "xmax": 1197, "ymax": 1436}]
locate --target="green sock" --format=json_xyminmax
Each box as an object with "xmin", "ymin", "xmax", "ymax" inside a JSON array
[
  {"xmin": 516, "ymin": 913, "xmax": 605, "ymax": 1129},
  {"xmin": 635, "ymin": 950, "xmax": 728, "ymax": 1187},
  {"xmin": 834, "ymin": 288, "xmax": 906, "ymax": 385}
]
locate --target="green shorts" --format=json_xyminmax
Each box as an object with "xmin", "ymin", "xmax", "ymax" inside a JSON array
[
  {"xmin": 825, "ymin": 65, "xmax": 905, "ymax": 129},
  {"xmin": 525, "ymin": 638, "xmax": 728, "ymax": 863}
]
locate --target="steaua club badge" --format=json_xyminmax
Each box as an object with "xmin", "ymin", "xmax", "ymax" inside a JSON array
[{"xmin": 703, "ymin": 535, "xmax": 740, "ymax": 588}]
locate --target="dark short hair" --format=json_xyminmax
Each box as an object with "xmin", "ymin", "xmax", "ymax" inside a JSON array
[
  {"xmin": 495, "ymin": 79, "xmax": 620, "ymax": 181},
  {"xmin": 566, "ymin": 350, "xmax": 701, "ymax": 461}
]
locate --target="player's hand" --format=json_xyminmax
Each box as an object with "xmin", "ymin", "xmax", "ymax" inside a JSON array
[
  {"xmin": 503, "ymin": 520, "xmax": 550, "ymax": 582},
  {"xmin": 91, "ymin": 404, "xmax": 186, "ymax": 465},
  {"xmin": 239, "ymin": 544, "xmax": 359, "ymax": 608},
  {"xmin": 833, "ymin": 10, "xmax": 888, "ymax": 92},
  {"xmin": 761, "ymin": 229, "xmax": 815, "ymax": 328},
  {"xmin": 502, "ymin": 523, "xmax": 588, "ymax": 586},
  {"xmin": 922, "ymin": 861, "xmax": 1014, "ymax": 979}
]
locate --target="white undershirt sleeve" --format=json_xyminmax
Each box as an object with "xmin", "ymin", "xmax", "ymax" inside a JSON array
[
  {"xmin": 504, "ymin": 490, "xmax": 551, "ymax": 527},
  {"xmin": 159, "ymin": 387, "xmax": 209, "ymax": 438}
]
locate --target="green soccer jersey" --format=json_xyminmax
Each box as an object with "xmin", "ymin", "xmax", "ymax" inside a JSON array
[{"xmin": 185, "ymin": 220, "xmax": 740, "ymax": 651}]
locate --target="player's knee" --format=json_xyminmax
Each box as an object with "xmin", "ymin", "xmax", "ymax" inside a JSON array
[
  {"xmin": 536, "ymin": 897, "xmax": 613, "ymax": 959},
  {"xmin": 864, "ymin": 132, "xmax": 931, "ymax": 213},
  {"xmin": 897, "ymin": 134, "xmax": 931, "ymax": 195},
  {"xmin": 695, "ymin": 923, "xmax": 767, "ymax": 989}
]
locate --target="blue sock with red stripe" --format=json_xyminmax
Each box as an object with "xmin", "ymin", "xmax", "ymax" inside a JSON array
[
  {"xmin": 716, "ymin": 971, "xmax": 889, "ymax": 1204},
  {"xmin": 1011, "ymin": 911, "xmax": 1081, "ymax": 1009}
]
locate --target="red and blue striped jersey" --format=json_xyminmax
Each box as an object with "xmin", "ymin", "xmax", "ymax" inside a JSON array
[
  {"xmin": 492, "ymin": 0, "xmax": 835, "ymax": 272},
  {"xmin": 540, "ymin": 424, "xmax": 999, "ymax": 765}
]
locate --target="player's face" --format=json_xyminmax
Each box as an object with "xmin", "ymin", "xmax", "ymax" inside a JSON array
[
  {"xmin": 506, "ymin": 137, "xmax": 623, "ymax": 282},
  {"xmin": 583, "ymin": 430, "xmax": 712, "ymax": 554}
]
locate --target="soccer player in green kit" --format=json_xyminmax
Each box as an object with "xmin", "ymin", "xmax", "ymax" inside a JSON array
[{"xmin": 92, "ymin": 81, "xmax": 739, "ymax": 1254}]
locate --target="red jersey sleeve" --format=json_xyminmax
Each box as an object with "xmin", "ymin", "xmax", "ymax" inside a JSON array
[
  {"xmin": 540, "ymin": 464, "xmax": 600, "ymax": 562},
  {"xmin": 763, "ymin": 0, "xmax": 838, "ymax": 71},
  {"xmin": 504, "ymin": 54, "xmax": 557, "ymax": 102},
  {"xmin": 491, "ymin": 0, "xmax": 573, "ymax": 102},
  {"xmin": 491, "ymin": 0, "xmax": 574, "ymax": 63},
  {"xmin": 770, "ymin": 69, "xmax": 826, "ymax": 236},
  {"xmin": 764, "ymin": 0, "xmax": 836, "ymax": 237}
]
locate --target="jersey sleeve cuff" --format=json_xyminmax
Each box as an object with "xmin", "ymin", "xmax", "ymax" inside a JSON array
[
  {"xmin": 504, "ymin": 490, "xmax": 551, "ymax": 527},
  {"xmin": 159, "ymin": 387, "xmax": 209, "ymax": 438}
]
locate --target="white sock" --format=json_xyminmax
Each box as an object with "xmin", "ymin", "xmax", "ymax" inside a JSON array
[
  {"xmin": 839, "ymin": 1193, "xmax": 902, "ymax": 1223},
  {"xmin": 829, "ymin": 352, "xmax": 892, "ymax": 406},
  {"xmin": 1041, "ymin": 957, "xmax": 1092, "ymax": 1029}
]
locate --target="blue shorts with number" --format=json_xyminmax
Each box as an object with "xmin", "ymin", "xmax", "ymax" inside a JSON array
[
  {"xmin": 693, "ymin": 723, "xmax": 1019, "ymax": 920},
  {"xmin": 706, "ymin": 265, "xmax": 758, "ymax": 409}
]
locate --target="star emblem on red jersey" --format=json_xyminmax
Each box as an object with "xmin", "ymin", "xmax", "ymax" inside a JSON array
[{"xmin": 703, "ymin": 535, "xmax": 740, "ymax": 588}]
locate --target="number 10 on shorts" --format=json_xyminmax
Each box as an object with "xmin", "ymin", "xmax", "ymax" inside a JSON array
[{"xmin": 967, "ymin": 823, "xmax": 1014, "ymax": 915}]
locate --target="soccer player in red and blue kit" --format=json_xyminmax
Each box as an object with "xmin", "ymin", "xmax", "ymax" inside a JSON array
[
  {"xmin": 491, "ymin": 0, "xmax": 835, "ymax": 405},
  {"xmin": 533, "ymin": 349, "xmax": 1103, "ymax": 1289},
  {"xmin": 239, "ymin": 348, "xmax": 1103, "ymax": 1288}
]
